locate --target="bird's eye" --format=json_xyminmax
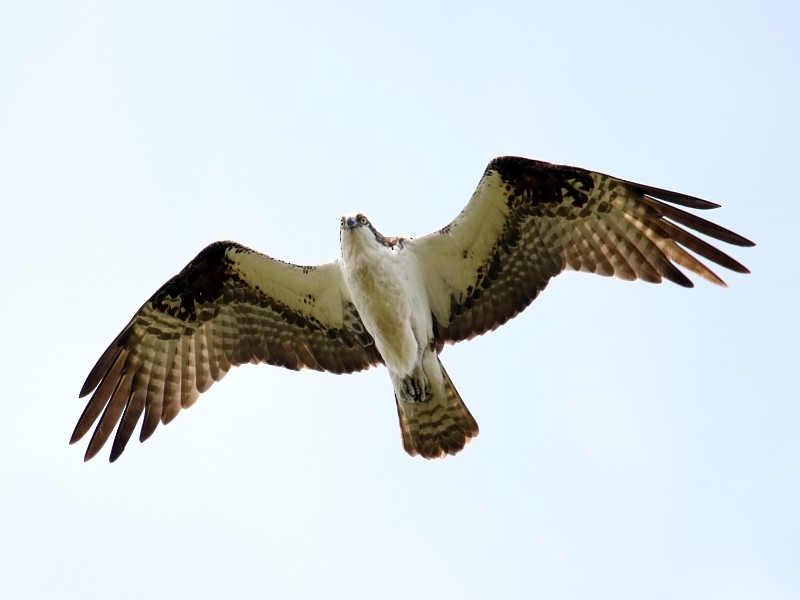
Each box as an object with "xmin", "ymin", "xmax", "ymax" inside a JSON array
[{"xmin": 358, "ymin": 215, "xmax": 368, "ymax": 225}]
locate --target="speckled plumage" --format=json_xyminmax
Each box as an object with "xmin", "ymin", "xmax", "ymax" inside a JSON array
[{"xmin": 72, "ymin": 156, "xmax": 753, "ymax": 462}]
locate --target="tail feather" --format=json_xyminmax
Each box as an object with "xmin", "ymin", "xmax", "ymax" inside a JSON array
[{"xmin": 395, "ymin": 361, "xmax": 479, "ymax": 459}]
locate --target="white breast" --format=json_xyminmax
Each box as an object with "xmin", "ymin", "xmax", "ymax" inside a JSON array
[{"xmin": 340, "ymin": 229, "xmax": 429, "ymax": 376}]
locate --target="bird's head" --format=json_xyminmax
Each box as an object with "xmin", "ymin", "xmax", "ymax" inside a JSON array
[
  {"xmin": 341, "ymin": 213, "xmax": 371, "ymax": 232},
  {"xmin": 340, "ymin": 213, "xmax": 403, "ymax": 255}
]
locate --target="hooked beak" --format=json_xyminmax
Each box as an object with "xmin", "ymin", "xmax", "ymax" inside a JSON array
[{"xmin": 343, "ymin": 216, "xmax": 360, "ymax": 229}]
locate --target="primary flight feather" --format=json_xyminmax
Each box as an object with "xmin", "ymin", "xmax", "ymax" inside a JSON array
[{"xmin": 72, "ymin": 156, "xmax": 754, "ymax": 461}]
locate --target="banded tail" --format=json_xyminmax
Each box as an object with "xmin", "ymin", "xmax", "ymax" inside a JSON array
[{"xmin": 395, "ymin": 360, "xmax": 479, "ymax": 458}]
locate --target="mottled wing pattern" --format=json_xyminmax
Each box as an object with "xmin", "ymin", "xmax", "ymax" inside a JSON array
[
  {"xmin": 73, "ymin": 241, "xmax": 382, "ymax": 462},
  {"xmin": 410, "ymin": 156, "xmax": 754, "ymax": 343}
]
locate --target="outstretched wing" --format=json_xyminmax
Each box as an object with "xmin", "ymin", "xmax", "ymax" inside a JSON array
[
  {"xmin": 409, "ymin": 156, "xmax": 754, "ymax": 343},
  {"xmin": 73, "ymin": 241, "xmax": 382, "ymax": 462}
]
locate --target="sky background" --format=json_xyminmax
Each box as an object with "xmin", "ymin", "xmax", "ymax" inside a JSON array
[{"xmin": 2, "ymin": 2, "xmax": 798, "ymax": 599}]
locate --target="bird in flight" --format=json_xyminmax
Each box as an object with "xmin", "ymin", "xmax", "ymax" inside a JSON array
[{"xmin": 72, "ymin": 156, "xmax": 754, "ymax": 462}]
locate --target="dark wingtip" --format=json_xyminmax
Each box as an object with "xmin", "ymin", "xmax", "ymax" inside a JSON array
[
  {"xmin": 83, "ymin": 446, "xmax": 101, "ymax": 462},
  {"xmin": 628, "ymin": 181, "xmax": 722, "ymax": 210},
  {"xmin": 715, "ymin": 229, "xmax": 755, "ymax": 248},
  {"xmin": 109, "ymin": 435, "xmax": 128, "ymax": 463}
]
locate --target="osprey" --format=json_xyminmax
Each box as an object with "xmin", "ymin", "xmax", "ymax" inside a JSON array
[{"xmin": 72, "ymin": 156, "xmax": 753, "ymax": 462}]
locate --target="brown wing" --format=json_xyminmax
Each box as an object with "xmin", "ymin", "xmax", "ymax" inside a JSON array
[
  {"xmin": 409, "ymin": 156, "xmax": 754, "ymax": 343},
  {"xmin": 73, "ymin": 241, "xmax": 382, "ymax": 462}
]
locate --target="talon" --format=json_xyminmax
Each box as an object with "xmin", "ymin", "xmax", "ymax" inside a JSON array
[{"xmin": 401, "ymin": 376, "xmax": 426, "ymax": 402}]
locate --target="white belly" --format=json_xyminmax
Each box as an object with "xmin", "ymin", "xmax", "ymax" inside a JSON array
[{"xmin": 343, "ymin": 249, "xmax": 428, "ymax": 376}]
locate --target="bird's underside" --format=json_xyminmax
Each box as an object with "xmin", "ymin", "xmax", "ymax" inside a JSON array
[{"xmin": 72, "ymin": 156, "xmax": 754, "ymax": 462}]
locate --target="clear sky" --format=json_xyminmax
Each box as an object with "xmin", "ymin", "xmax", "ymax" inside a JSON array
[{"xmin": 2, "ymin": 2, "xmax": 798, "ymax": 599}]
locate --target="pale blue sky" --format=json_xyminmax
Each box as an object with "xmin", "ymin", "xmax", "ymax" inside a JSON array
[{"xmin": 2, "ymin": 2, "xmax": 798, "ymax": 599}]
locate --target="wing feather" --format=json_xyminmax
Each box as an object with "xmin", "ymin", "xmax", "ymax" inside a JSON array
[
  {"xmin": 73, "ymin": 240, "xmax": 382, "ymax": 461},
  {"xmin": 194, "ymin": 329, "xmax": 212, "ymax": 394},
  {"xmin": 140, "ymin": 352, "xmax": 165, "ymax": 443},
  {"xmin": 654, "ymin": 218, "xmax": 749, "ymax": 275},
  {"xmin": 85, "ymin": 369, "xmax": 134, "ymax": 461},
  {"xmin": 162, "ymin": 338, "xmax": 184, "ymax": 424},
  {"xmin": 409, "ymin": 156, "xmax": 753, "ymax": 343},
  {"xmin": 111, "ymin": 386, "xmax": 146, "ymax": 462},
  {"xmin": 72, "ymin": 348, "xmax": 126, "ymax": 443},
  {"xmin": 593, "ymin": 218, "xmax": 638, "ymax": 280}
]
